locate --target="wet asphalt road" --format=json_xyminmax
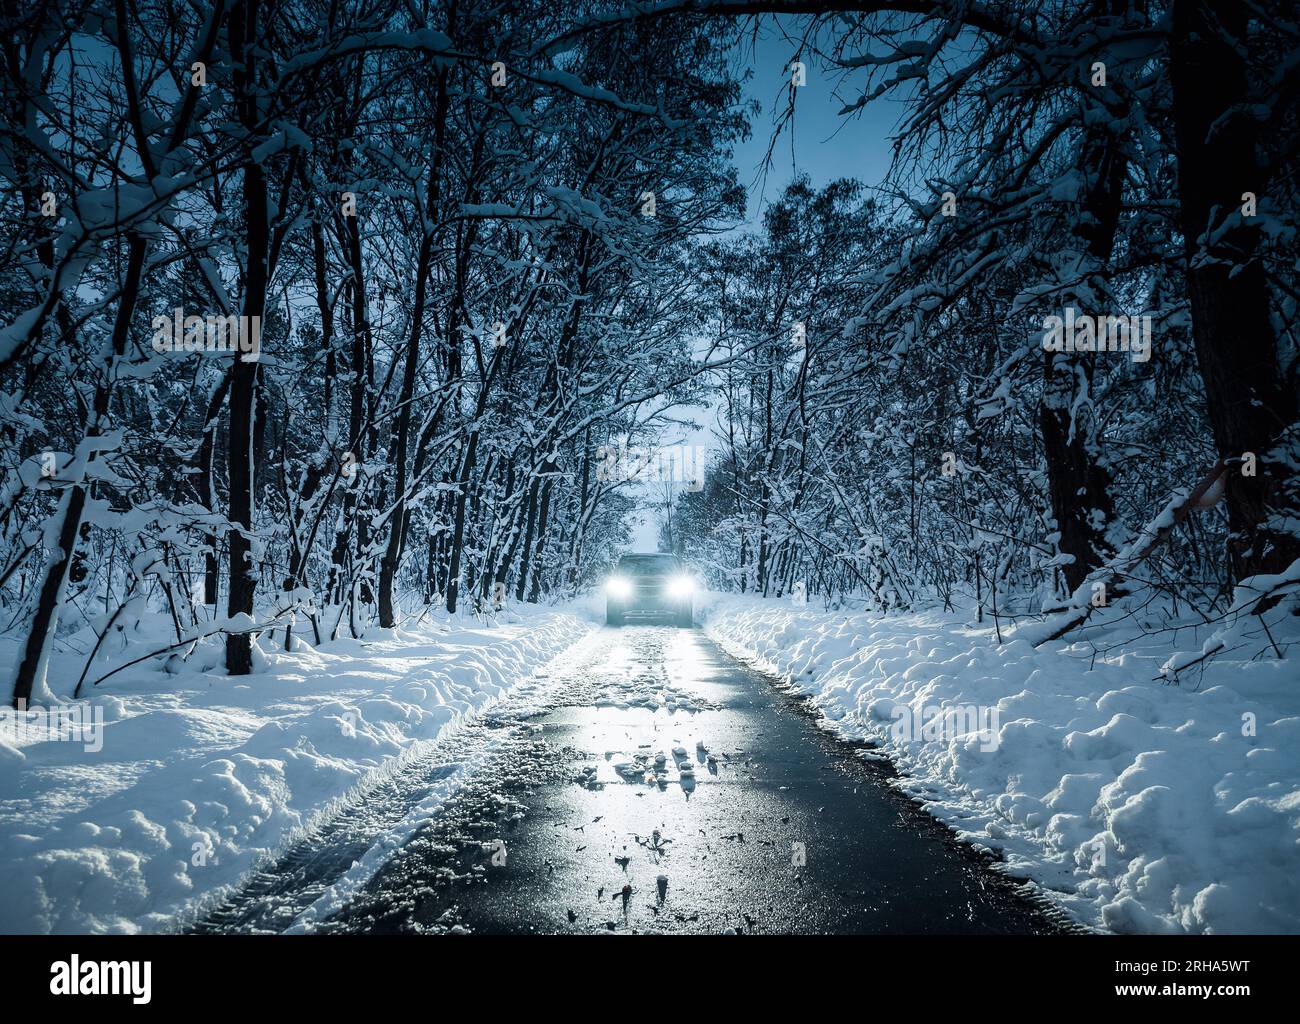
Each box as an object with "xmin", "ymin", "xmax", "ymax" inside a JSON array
[{"xmin": 210, "ymin": 625, "xmax": 1066, "ymax": 935}]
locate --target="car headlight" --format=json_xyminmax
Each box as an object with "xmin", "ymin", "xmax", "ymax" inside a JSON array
[
  {"xmin": 606, "ymin": 576, "xmax": 632, "ymax": 599},
  {"xmin": 666, "ymin": 575, "xmax": 695, "ymax": 599}
]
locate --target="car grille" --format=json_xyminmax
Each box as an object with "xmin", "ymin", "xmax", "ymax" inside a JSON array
[{"xmin": 624, "ymin": 577, "xmax": 673, "ymax": 605}]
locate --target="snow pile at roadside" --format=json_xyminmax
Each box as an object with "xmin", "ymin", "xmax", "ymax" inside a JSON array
[
  {"xmin": 703, "ymin": 594, "xmax": 1300, "ymax": 934},
  {"xmin": 0, "ymin": 608, "xmax": 591, "ymax": 934}
]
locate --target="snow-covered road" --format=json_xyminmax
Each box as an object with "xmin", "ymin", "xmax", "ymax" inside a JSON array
[{"xmin": 200, "ymin": 625, "xmax": 1065, "ymax": 934}]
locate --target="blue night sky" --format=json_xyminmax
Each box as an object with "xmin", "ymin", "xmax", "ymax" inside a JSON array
[{"xmin": 728, "ymin": 18, "xmax": 903, "ymax": 224}]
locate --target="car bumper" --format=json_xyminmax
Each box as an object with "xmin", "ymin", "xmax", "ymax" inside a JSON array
[
  {"xmin": 613, "ymin": 602, "xmax": 688, "ymax": 618},
  {"xmin": 608, "ymin": 586, "xmax": 690, "ymax": 618}
]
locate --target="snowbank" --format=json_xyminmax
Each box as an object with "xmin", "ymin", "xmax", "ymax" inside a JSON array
[
  {"xmin": 0, "ymin": 607, "xmax": 591, "ymax": 934},
  {"xmin": 702, "ymin": 594, "xmax": 1300, "ymax": 934}
]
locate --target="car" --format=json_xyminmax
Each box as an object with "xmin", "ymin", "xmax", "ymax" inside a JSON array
[{"xmin": 604, "ymin": 553, "xmax": 695, "ymax": 627}]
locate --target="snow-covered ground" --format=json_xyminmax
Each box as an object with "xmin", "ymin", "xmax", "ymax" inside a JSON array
[
  {"xmin": 702, "ymin": 593, "xmax": 1300, "ymax": 935},
  {"xmin": 0, "ymin": 606, "xmax": 592, "ymax": 934},
  {"xmin": 6, "ymin": 582, "xmax": 1295, "ymax": 936}
]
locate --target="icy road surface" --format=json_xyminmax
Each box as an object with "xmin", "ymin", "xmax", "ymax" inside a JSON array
[{"xmin": 196, "ymin": 626, "xmax": 1068, "ymax": 935}]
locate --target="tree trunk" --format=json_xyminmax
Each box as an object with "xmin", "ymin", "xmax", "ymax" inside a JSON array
[
  {"xmin": 377, "ymin": 232, "xmax": 432, "ymax": 627},
  {"xmin": 9, "ymin": 233, "xmax": 146, "ymax": 706},
  {"xmin": 445, "ymin": 432, "xmax": 481, "ymax": 614},
  {"xmin": 1170, "ymin": 0, "xmax": 1299, "ymax": 580},
  {"xmin": 195, "ymin": 368, "xmax": 232, "ymax": 605},
  {"xmin": 1039, "ymin": 0, "xmax": 1129, "ymax": 594},
  {"xmin": 514, "ymin": 470, "xmax": 542, "ymax": 602},
  {"xmin": 225, "ymin": 0, "xmax": 267, "ymax": 675},
  {"xmin": 378, "ymin": 68, "xmax": 447, "ymax": 627},
  {"xmin": 527, "ymin": 464, "xmax": 556, "ymax": 602}
]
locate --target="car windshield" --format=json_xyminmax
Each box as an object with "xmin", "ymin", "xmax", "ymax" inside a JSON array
[{"xmin": 617, "ymin": 554, "xmax": 679, "ymax": 576}]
